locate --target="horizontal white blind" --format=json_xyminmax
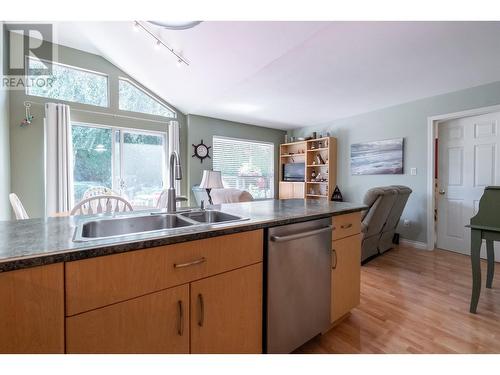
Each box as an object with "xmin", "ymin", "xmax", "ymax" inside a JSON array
[{"xmin": 212, "ymin": 136, "xmax": 274, "ymax": 199}]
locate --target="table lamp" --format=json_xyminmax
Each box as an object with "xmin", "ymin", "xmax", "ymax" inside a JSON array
[{"xmin": 199, "ymin": 170, "xmax": 224, "ymax": 205}]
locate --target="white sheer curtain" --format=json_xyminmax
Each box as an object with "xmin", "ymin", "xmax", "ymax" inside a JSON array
[
  {"xmin": 44, "ymin": 103, "xmax": 74, "ymax": 215},
  {"xmin": 168, "ymin": 120, "xmax": 181, "ymax": 194}
]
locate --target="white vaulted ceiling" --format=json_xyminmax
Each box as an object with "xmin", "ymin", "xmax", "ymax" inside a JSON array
[{"xmin": 52, "ymin": 21, "xmax": 500, "ymax": 129}]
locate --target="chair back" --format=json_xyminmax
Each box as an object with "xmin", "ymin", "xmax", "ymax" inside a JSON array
[
  {"xmin": 70, "ymin": 195, "xmax": 133, "ymax": 216},
  {"xmin": 362, "ymin": 187, "xmax": 398, "ymax": 237},
  {"xmin": 156, "ymin": 190, "xmax": 168, "ymax": 209},
  {"xmin": 210, "ymin": 188, "xmax": 254, "ymax": 204},
  {"xmin": 384, "ymin": 185, "xmax": 412, "ymax": 231},
  {"xmin": 9, "ymin": 193, "xmax": 29, "ymax": 220},
  {"xmin": 82, "ymin": 186, "xmax": 117, "ymax": 200}
]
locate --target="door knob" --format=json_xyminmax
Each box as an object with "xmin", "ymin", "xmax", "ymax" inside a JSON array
[{"xmin": 438, "ymin": 189, "xmax": 446, "ymax": 195}]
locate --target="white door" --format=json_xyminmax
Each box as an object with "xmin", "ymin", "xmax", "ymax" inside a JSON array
[{"xmin": 437, "ymin": 112, "xmax": 500, "ymax": 260}]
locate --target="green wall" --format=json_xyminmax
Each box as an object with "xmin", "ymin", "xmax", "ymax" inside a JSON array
[
  {"xmin": 8, "ymin": 35, "xmax": 187, "ymax": 218},
  {"xmin": 187, "ymin": 114, "xmax": 286, "ymax": 204},
  {"xmin": 290, "ymin": 80, "xmax": 500, "ymax": 245},
  {"xmin": 0, "ymin": 24, "xmax": 11, "ymax": 220}
]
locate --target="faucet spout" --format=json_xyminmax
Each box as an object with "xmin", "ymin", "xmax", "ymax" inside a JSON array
[{"xmin": 167, "ymin": 151, "xmax": 182, "ymax": 213}]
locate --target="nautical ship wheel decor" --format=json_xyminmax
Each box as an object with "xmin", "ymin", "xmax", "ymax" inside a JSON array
[{"xmin": 192, "ymin": 139, "xmax": 211, "ymax": 163}]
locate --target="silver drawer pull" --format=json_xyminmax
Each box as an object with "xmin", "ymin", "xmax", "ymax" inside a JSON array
[
  {"xmin": 177, "ymin": 300, "xmax": 184, "ymax": 336},
  {"xmin": 340, "ymin": 223, "xmax": 353, "ymax": 229},
  {"xmin": 270, "ymin": 225, "xmax": 332, "ymax": 242},
  {"xmin": 198, "ymin": 293, "xmax": 204, "ymax": 327},
  {"xmin": 174, "ymin": 257, "xmax": 207, "ymax": 268}
]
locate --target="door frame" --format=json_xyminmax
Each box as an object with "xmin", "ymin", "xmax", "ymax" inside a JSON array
[{"xmin": 426, "ymin": 104, "xmax": 500, "ymax": 250}]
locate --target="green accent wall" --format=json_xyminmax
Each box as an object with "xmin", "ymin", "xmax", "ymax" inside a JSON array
[
  {"xmin": 290, "ymin": 80, "xmax": 500, "ymax": 244},
  {"xmin": 8, "ymin": 34, "xmax": 187, "ymax": 218},
  {"xmin": 187, "ymin": 114, "xmax": 286, "ymax": 204}
]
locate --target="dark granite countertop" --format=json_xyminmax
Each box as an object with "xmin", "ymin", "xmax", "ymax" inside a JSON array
[{"xmin": 0, "ymin": 199, "xmax": 366, "ymax": 272}]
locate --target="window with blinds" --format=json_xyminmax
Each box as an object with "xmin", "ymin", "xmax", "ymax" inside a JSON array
[{"xmin": 212, "ymin": 136, "xmax": 274, "ymax": 199}]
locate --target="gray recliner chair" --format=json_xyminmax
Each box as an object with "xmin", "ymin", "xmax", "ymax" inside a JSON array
[
  {"xmin": 378, "ymin": 185, "xmax": 412, "ymax": 253},
  {"xmin": 361, "ymin": 187, "xmax": 398, "ymax": 262}
]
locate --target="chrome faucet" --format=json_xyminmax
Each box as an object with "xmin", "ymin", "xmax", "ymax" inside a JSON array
[{"xmin": 167, "ymin": 151, "xmax": 182, "ymax": 213}]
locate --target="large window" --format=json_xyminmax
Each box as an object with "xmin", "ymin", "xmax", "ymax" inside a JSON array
[
  {"xmin": 119, "ymin": 79, "xmax": 176, "ymax": 118},
  {"xmin": 72, "ymin": 123, "xmax": 166, "ymax": 209},
  {"xmin": 26, "ymin": 58, "xmax": 109, "ymax": 107},
  {"xmin": 212, "ymin": 136, "xmax": 274, "ymax": 199}
]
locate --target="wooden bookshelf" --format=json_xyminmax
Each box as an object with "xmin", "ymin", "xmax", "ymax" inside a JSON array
[{"xmin": 279, "ymin": 137, "xmax": 337, "ymax": 200}]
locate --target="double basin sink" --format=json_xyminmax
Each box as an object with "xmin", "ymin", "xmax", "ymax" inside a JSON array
[{"xmin": 73, "ymin": 210, "xmax": 248, "ymax": 242}]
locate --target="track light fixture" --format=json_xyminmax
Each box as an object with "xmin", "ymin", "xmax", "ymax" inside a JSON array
[{"xmin": 132, "ymin": 20, "xmax": 189, "ymax": 66}]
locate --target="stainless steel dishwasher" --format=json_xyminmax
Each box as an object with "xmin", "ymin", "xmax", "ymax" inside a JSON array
[{"xmin": 266, "ymin": 218, "xmax": 332, "ymax": 353}]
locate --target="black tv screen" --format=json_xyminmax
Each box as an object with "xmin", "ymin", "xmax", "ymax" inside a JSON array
[{"xmin": 283, "ymin": 163, "xmax": 305, "ymax": 182}]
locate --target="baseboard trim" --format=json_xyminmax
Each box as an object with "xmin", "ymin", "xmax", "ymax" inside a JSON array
[{"xmin": 399, "ymin": 239, "xmax": 428, "ymax": 250}]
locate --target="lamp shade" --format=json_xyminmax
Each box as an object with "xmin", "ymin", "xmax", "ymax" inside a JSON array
[{"xmin": 199, "ymin": 170, "xmax": 224, "ymax": 189}]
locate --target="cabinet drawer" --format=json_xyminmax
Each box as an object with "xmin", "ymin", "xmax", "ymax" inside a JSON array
[
  {"xmin": 66, "ymin": 284, "xmax": 189, "ymax": 354},
  {"xmin": 332, "ymin": 212, "xmax": 361, "ymax": 241},
  {"xmin": 66, "ymin": 230, "xmax": 263, "ymax": 315}
]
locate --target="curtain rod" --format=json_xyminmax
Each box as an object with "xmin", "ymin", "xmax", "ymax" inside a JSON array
[{"xmin": 24, "ymin": 100, "xmax": 176, "ymax": 125}]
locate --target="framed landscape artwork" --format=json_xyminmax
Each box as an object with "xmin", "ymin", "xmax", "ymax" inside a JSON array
[{"xmin": 351, "ymin": 138, "xmax": 404, "ymax": 175}]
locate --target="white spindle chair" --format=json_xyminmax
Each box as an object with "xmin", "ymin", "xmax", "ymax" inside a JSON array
[
  {"xmin": 82, "ymin": 186, "xmax": 117, "ymax": 200},
  {"xmin": 70, "ymin": 195, "xmax": 133, "ymax": 216},
  {"xmin": 9, "ymin": 193, "xmax": 29, "ymax": 220},
  {"xmin": 156, "ymin": 190, "xmax": 188, "ymax": 209}
]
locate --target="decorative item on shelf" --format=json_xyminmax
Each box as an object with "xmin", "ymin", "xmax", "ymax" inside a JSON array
[
  {"xmin": 192, "ymin": 139, "xmax": 211, "ymax": 163},
  {"xmin": 20, "ymin": 101, "xmax": 34, "ymax": 127},
  {"xmin": 311, "ymin": 170, "xmax": 317, "ymax": 180},
  {"xmin": 284, "ymin": 134, "xmax": 289, "ymax": 143},
  {"xmin": 311, "ymin": 143, "xmax": 316, "ymax": 150},
  {"xmin": 312, "ymin": 131, "xmax": 317, "ymax": 139},
  {"xmin": 315, "ymin": 154, "xmax": 325, "ymax": 165},
  {"xmin": 199, "ymin": 170, "xmax": 224, "ymax": 205},
  {"xmin": 312, "ymin": 160, "xmax": 317, "ymax": 165},
  {"xmin": 331, "ymin": 185, "xmax": 343, "ymax": 202}
]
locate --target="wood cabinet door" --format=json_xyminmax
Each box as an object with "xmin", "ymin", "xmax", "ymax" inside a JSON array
[
  {"xmin": 331, "ymin": 234, "xmax": 362, "ymax": 323},
  {"xmin": 0, "ymin": 264, "xmax": 64, "ymax": 353},
  {"xmin": 293, "ymin": 182, "xmax": 305, "ymax": 198},
  {"xmin": 279, "ymin": 182, "xmax": 293, "ymax": 199},
  {"xmin": 66, "ymin": 284, "xmax": 189, "ymax": 353},
  {"xmin": 190, "ymin": 263, "xmax": 263, "ymax": 354}
]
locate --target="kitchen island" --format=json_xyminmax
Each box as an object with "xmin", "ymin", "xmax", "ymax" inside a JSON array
[{"xmin": 0, "ymin": 199, "xmax": 366, "ymax": 354}]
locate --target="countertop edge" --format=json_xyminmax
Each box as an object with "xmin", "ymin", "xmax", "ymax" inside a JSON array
[{"xmin": 0, "ymin": 206, "xmax": 365, "ymax": 273}]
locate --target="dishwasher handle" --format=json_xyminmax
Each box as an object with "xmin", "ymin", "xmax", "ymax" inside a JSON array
[{"xmin": 270, "ymin": 225, "xmax": 332, "ymax": 242}]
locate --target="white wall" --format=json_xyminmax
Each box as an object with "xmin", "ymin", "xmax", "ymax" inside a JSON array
[
  {"xmin": 291, "ymin": 80, "xmax": 500, "ymax": 244},
  {"xmin": 0, "ymin": 24, "xmax": 11, "ymax": 220}
]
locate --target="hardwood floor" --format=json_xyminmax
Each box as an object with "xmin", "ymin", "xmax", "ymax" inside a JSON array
[{"xmin": 295, "ymin": 246, "xmax": 500, "ymax": 354}]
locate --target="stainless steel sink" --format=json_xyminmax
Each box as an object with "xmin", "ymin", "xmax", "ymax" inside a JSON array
[
  {"xmin": 75, "ymin": 214, "xmax": 194, "ymax": 241},
  {"xmin": 73, "ymin": 209, "xmax": 249, "ymax": 242},
  {"xmin": 179, "ymin": 210, "xmax": 244, "ymax": 224}
]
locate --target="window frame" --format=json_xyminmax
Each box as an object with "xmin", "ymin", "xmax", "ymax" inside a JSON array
[
  {"xmin": 71, "ymin": 121, "xmax": 168, "ymax": 206},
  {"xmin": 25, "ymin": 56, "xmax": 110, "ymax": 108},
  {"xmin": 212, "ymin": 135, "xmax": 275, "ymax": 200},
  {"xmin": 118, "ymin": 77, "xmax": 177, "ymax": 119}
]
